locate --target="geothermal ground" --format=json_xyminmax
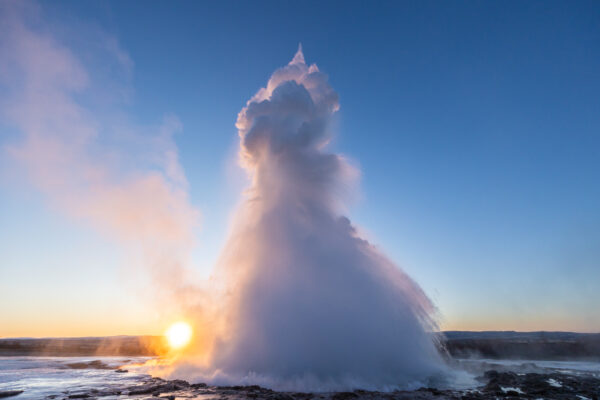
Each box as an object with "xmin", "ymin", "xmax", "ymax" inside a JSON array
[
  {"xmin": 1, "ymin": 333, "xmax": 599, "ymax": 399},
  {"xmin": 51, "ymin": 372, "xmax": 600, "ymax": 400},
  {"xmin": 1, "ymin": 363, "xmax": 599, "ymax": 400}
]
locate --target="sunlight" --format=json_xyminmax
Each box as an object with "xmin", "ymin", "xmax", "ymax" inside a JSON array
[{"xmin": 165, "ymin": 321, "xmax": 193, "ymax": 350}]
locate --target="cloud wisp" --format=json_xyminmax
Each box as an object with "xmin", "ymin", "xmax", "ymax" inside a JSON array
[{"xmin": 0, "ymin": 1, "xmax": 200, "ymax": 306}]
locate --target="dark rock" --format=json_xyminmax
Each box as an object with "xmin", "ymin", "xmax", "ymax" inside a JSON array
[
  {"xmin": 127, "ymin": 378, "xmax": 191, "ymax": 397},
  {"xmin": 171, "ymin": 379, "xmax": 190, "ymax": 387},
  {"xmin": 128, "ymin": 383, "xmax": 158, "ymax": 395},
  {"xmin": 476, "ymin": 370, "xmax": 600, "ymax": 399},
  {"xmin": 218, "ymin": 384, "xmax": 274, "ymax": 395},
  {"xmin": 64, "ymin": 360, "xmax": 111, "ymax": 370},
  {"xmin": 269, "ymin": 394, "xmax": 295, "ymax": 400},
  {"xmin": 25, "ymin": 366, "xmax": 600, "ymax": 400},
  {"xmin": 417, "ymin": 387, "xmax": 444, "ymax": 396},
  {"xmin": 331, "ymin": 392, "xmax": 359, "ymax": 400},
  {"xmin": 0, "ymin": 391, "xmax": 24, "ymax": 398},
  {"xmin": 290, "ymin": 392, "xmax": 313, "ymax": 399}
]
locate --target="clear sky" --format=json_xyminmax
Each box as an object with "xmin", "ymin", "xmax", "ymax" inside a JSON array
[{"xmin": 1, "ymin": 0, "xmax": 599, "ymax": 337}]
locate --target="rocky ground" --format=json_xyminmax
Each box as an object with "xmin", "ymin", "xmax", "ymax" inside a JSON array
[{"xmin": 1, "ymin": 370, "xmax": 598, "ymax": 400}]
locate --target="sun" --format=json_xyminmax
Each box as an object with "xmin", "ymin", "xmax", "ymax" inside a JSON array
[{"xmin": 165, "ymin": 321, "xmax": 193, "ymax": 350}]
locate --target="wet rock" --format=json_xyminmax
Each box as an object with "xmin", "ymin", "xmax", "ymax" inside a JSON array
[
  {"xmin": 331, "ymin": 392, "xmax": 358, "ymax": 400},
  {"xmin": 417, "ymin": 387, "xmax": 444, "ymax": 396},
  {"xmin": 171, "ymin": 379, "xmax": 190, "ymax": 387},
  {"xmin": 93, "ymin": 389, "xmax": 121, "ymax": 397},
  {"xmin": 127, "ymin": 378, "xmax": 191, "ymax": 397},
  {"xmin": 54, "ymin": 369, "xmax": 600, "ymax": 400},
  {"xmin": 64, "ymin": 360, "xmax": 112, "ymax": 370},
  {"xmin": 479, "ymin": 370, "xmax": 600, "ymax": 399},
  {"xmin": 290, "ymin": 392, "xmax": 314, "ymax": 400},
  {"xmin": 128, "ymin": 383, "xmax": 158, "ymax": 395},
  {"xmin": 460, "ymin": 394, "xmax": 483, "ymax": 400},
  {"xmin": 267, "ymin": 393, "xmax": 295, "ymax": 400},
  {"xmin": 0, "ymin": 391, "xmax": 24, "ymax": 398},
  {"xmin": 222, "ymin": 385, "xmax": 268, "ymax": 391}
]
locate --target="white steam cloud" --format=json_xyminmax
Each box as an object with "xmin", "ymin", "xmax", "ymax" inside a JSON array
[{"xmin": 168, "ymin": 46, "xmax": 446, "ymax": 391}]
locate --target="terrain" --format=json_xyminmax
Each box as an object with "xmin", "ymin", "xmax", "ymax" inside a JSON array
[
  {"xmin": 443, "ymin": 331, "xmax": 600, "ymax": 361},
  {"xmin": 1, "ymin": 368, "xmax": 598, "ymax": 400},
  {"xmin": 2, "ymin": 331, "xmax": 599, "ymax": 360},
  {"xmin": 1, "ymin": 332, "xmax": 599, "ymax": 399}
]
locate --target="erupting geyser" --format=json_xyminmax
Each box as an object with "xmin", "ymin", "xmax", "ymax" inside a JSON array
[{"xmin": 170, "ymin": 46, "xmax": 446, "ymax": 391}]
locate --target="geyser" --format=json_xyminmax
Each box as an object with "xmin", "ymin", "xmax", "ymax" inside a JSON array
[{"xmin": 171, "ymin": 47, "xmax": 445, "ymax": 391}]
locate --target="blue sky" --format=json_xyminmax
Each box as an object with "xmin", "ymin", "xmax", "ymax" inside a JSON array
[{"xmin": 1, "ymin": 0, "xmax": 599, "ymax": 336}]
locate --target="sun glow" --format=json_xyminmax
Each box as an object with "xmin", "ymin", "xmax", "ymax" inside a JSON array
[{"xmin": 165, "ymin": 321, "xmax": 193, "ymax": 350}]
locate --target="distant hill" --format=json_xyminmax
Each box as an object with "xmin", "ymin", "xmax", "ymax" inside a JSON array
[
  {"xmin": 0, "ymin": 335, "xmax": 166, "ymax": 356},
  {"xmin": 441, "ymin": 331, "xmax": 600, "ymax": 361},
  {"xmin": 443, "ymin": 331, "xmax": 600, "ymax": 340},
  {"xmin": 1, "ymin": 331, "xmax": 599, "ymax": 360}
]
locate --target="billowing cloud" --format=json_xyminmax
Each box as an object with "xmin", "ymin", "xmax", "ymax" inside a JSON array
[{"xmin": 166, "ymin": 46, "xmax": 445, "ymax": 391}]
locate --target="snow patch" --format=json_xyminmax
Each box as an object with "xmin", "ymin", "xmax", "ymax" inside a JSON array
[
  {"xmin": 547, "ymin": 378, "xmax": 562, "ymax": 387},
  {"xmin": 501, "ymin": 386, "xmax": 524, "ymax": 394}
]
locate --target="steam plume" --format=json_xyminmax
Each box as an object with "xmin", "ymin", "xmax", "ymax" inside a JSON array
[
  {"xmin": 0, "ymin": 2, "xmax": 199, "ymax": 303},
  {"xmin": 171, "ymin": 47, "xmax": 445, "ymax": 391}
]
